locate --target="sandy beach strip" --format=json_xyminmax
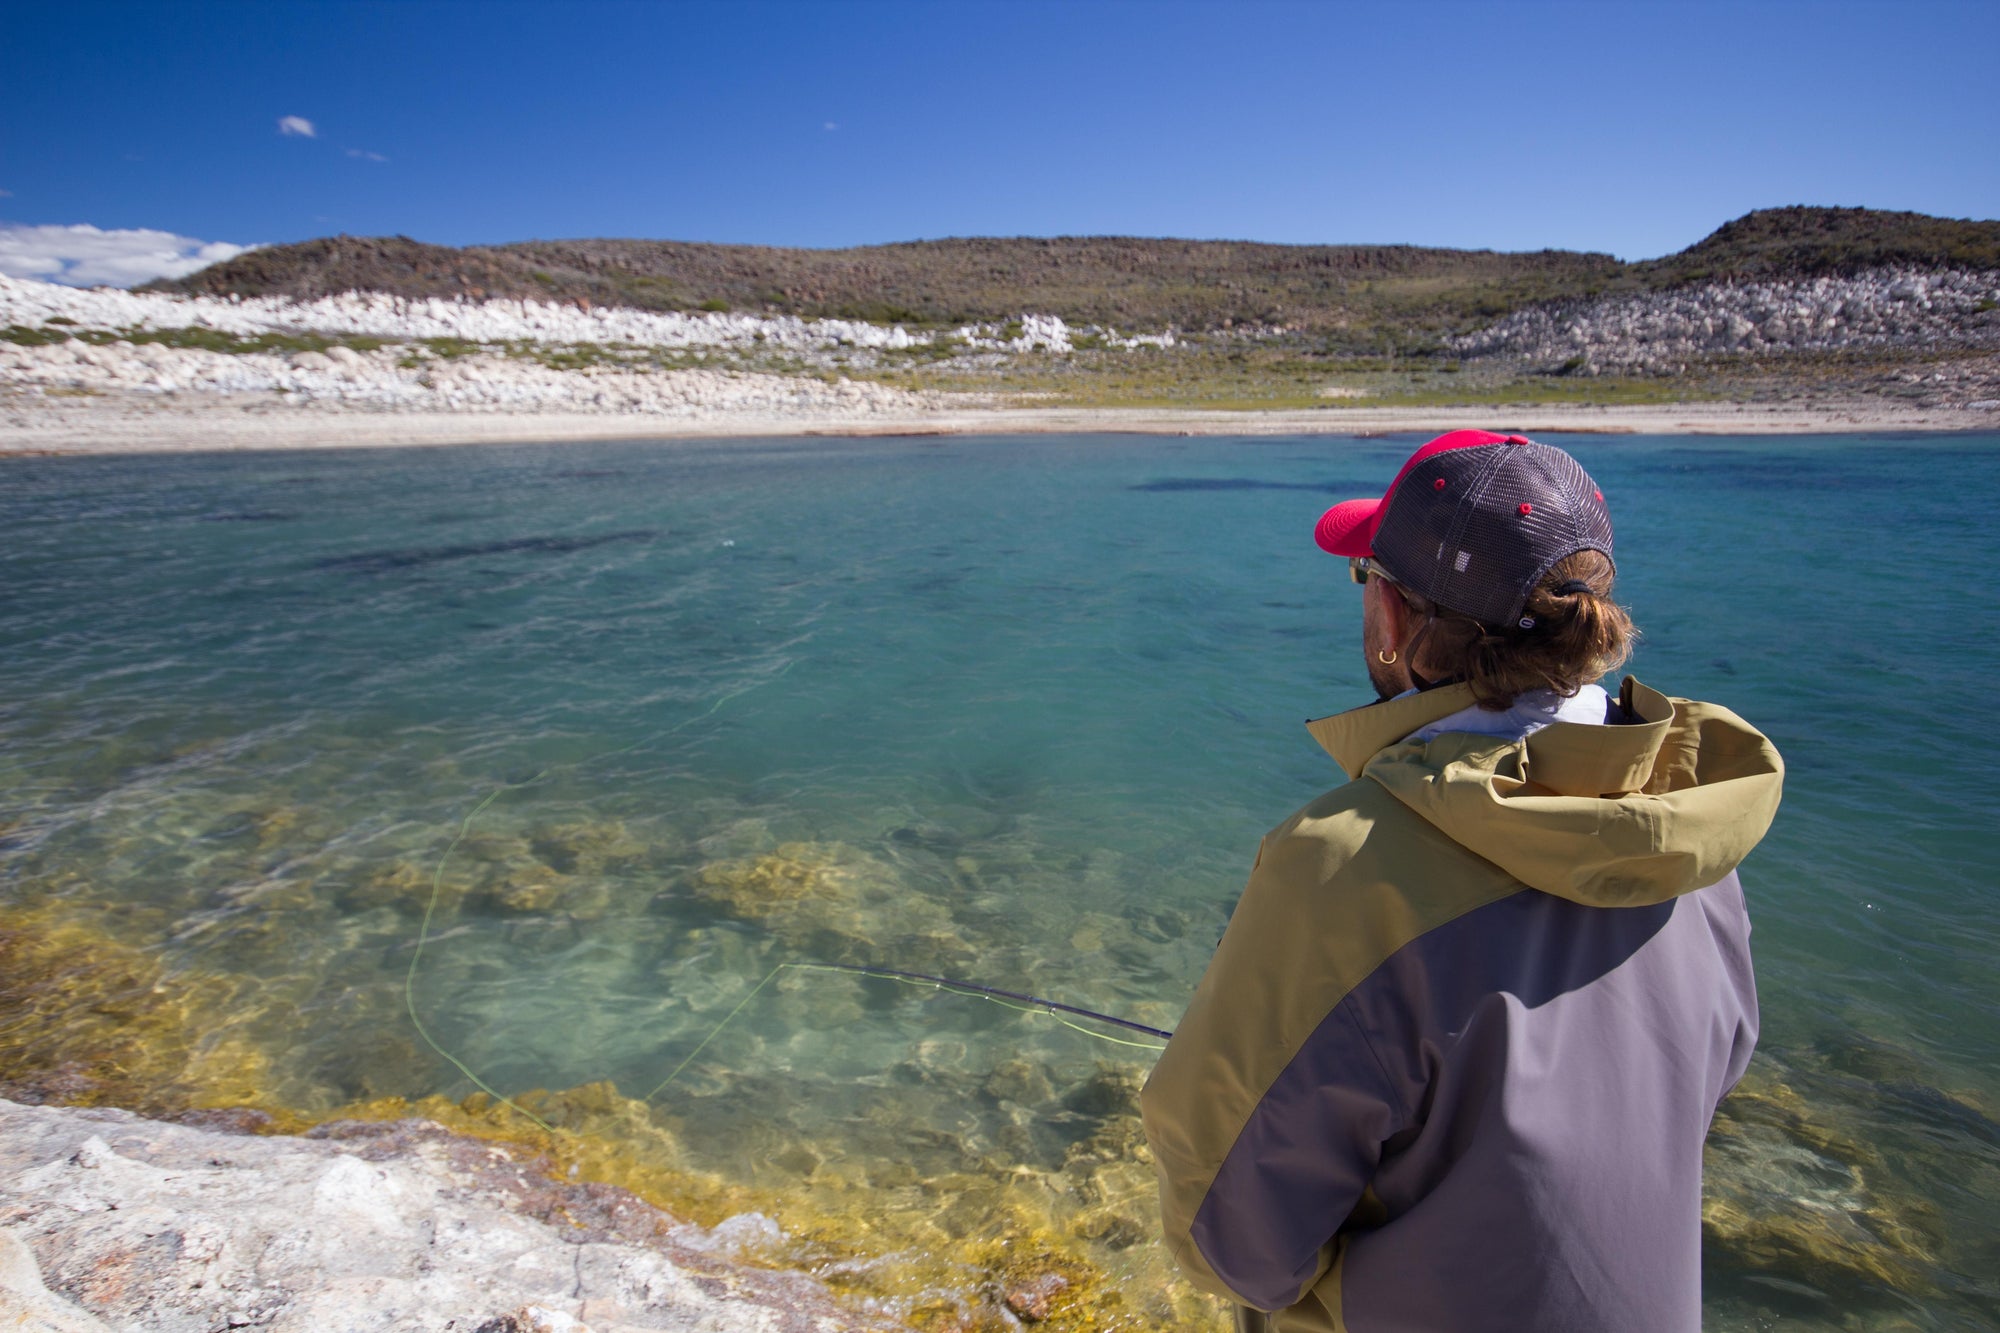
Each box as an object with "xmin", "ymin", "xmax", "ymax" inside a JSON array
[{"xmin": 7, "ymin": 392, "xmax": 1997, "ymax": 456}]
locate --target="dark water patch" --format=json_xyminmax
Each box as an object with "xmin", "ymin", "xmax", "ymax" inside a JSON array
[
  {"xmin": 886, "ymin": 824, "xmax": 973, "ymax": 853},
  {"xmin": 1129, "ymin": 478, "xmax": 1346, "ymax": 493},
  {"xmin": 1875, "ymin": 1080, "xmax": 2000, "ymax": 1151},
  {"xmin": 199, "ymin": 511, "xmax": 300, "ymax": 524},
  {"xmin": 550, "ymin": 469, "xmax": 628, "ymax": 479},
  {"xmin": 311, "ymin": 529, "xmax": 660, "ymax": 575},
  {"xmin": 1625, "ymin": 450, "xmax": 1924, "ymax": 492}
]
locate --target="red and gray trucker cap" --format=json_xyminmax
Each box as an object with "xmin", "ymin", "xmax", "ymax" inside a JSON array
[{"xmin": 1314, "ymin": 430, "xmax": 1614, "ymax": 629}]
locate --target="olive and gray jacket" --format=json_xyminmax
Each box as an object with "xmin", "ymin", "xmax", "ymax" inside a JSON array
[{"xmin": 1140, "ymin": 678, "xmax": 1783, "ymax": 1332}]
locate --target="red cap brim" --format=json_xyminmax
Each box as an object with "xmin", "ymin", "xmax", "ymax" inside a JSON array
[
  {"xmin": 1313, "ymin": 430, "xmax": 1517, "ymax": 560},
  {"xmin": 1314, "ymin": 497, "xmax": 1382, "ymax": 556}
]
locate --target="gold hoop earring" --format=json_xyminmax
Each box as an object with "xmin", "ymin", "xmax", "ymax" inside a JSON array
[{"xmin": 1377, "ymin": 649, "xmax": 1398, "ymax": 665}]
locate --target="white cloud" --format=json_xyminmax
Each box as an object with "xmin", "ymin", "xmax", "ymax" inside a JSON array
[
  {"xmin": 278, "ymin": 115, "xmax": 317, "ymax": 138},
  {"xmin": 0, "ymin": 223, "xmax": 261, "ymax": 288},
  {"xmin": 823, "ymin": 121, "xmax": 839, "ymax": 131},
  {"xmin": 345, "ymin": 148, "xmax": 388, "ymax": 162},
  {"xmin": 0, "ymin": 188, "xmax": 13, "ymax": 198}
]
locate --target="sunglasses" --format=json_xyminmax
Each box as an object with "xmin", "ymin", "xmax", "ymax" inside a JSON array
[{"xmin": 1349, "ymin": 556, "xmax": 1393, "ymax": 586}]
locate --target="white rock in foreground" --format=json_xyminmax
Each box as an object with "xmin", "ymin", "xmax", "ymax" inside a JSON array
[{"xmin": 0, "ymin": 1100, "xmax": 883, "ymax": 1333}]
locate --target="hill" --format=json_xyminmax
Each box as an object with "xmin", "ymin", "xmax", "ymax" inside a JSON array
[
  {"xmin": 146, "ymin": 233, "xmax": 1618, "ymax": 346},
  {"xmin": 1632, "ymin": 206, "xmax": 2000, "ymax": 286},
  {"xmin": 141, "ymin": 207, "xmax": 2000, "ymax": 351}
]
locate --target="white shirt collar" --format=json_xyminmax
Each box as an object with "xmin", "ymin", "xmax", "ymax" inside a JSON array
[{"xmin": 1403, "ymin": 683, "xmax": 1610, "ymax": 745}]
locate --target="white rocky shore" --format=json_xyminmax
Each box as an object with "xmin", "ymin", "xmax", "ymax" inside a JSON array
[
  {"xmin": 1, "ymin": 337, "xmax": 932, "ymax": 417},
  {"xmin": 0, "ymin": 275, "xmax": 1157, "ymax": 364},
  {"xmin": 5, "ymin": 268, "xmax": 1998, "ymax": 454},
  {"xmin": 0, "ymin": 1099, "xmax": 888, "ymax": 1333},
  {"xmin": 1450, "ymin": 266, "xmax": 2000, "ymax": 377},
  {"xmin": 0, "ymin": 272, "xmax": 947, "ymax": 419}
]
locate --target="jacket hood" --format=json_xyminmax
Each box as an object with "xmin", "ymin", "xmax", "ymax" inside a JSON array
[{"xmin": 1305, "ymin": 677, "xmax": 1783, "ymax": 907}]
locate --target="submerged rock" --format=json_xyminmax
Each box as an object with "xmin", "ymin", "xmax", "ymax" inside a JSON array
[
  {"xmin": 482, "ymin": 863, "xmax": 577, "ymax": 915},
  {"xmin": 528, "ymin": 819, "xmax": 657, "ymax": 877},
  {"xmin": 1703, "ymin": 1066, "xmax": 1946, "ymax": 1299},
  {"xmin": 0, "ymin": 908, "xmax": 284, "ymax": 1122},
  {"xmin": 339, "ymin": 857, "xmax": 439, "ymax": 911},
  {"xmin": 691, "ymin": 841, "xmax": 966, "ymax": 968},
  {"xmin": 694, "ymin": 842, "xmax": 874, "ymax": 921},
  {"xmin": 1003, "ymin": 1272, "xmax": 1069, "ymax": 1321},
  {"xmin": 1061, "ymin": 1064, "xmax": 1144, "ymax": 1120},
  {"xmin": 983, "ymin": 1059, "xmax": 1055, "ymax": 1108}
]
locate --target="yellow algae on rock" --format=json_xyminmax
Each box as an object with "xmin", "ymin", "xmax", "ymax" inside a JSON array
[
  {"xmin": 691, "ymin": 841, "xmax": 966, "ymax": 967},
  {"xmin": 325, "ymin": 1078, "xmax": 1130, "ymax": 1326},
  {"xmin": 694, "ymin": 842, "xmax": 867, "ymax": 919},
  {"xmin": 0, "ymin": 911, "xmax": 1214, "ymax": 1333},
  {"xmin": 0, "ymin": 907, "xmax": 297, "ymax": 1128}
]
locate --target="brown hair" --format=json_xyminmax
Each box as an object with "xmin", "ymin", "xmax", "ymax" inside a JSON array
[{"xmin": 1398, "ymin": 551, "xmax": 1637, "ymax": 710}]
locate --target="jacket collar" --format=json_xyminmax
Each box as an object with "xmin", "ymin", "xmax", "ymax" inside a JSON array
[
  {"xmin": 1306, "ymin": 682, "xmax": 1482, "ymax": 781},
  {"xmin": 1305, "ymin": 676, "xmax": 1677, "ymax": 797}
]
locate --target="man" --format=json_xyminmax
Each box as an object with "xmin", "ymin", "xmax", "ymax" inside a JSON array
[{"xmin": 1140, "ymin": 430, "xmax": 1783, "ymax": 1333}]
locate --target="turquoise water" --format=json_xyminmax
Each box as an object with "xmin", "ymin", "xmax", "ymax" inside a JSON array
[{"xmin": 3, "ymin": 432, "xmax": 1997, "ymax": 1328}]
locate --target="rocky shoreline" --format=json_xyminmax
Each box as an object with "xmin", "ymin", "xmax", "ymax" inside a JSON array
[
  {"xmin": 0, "ymin": 1099, "xmax": 888, "ymax": 1333},
  {"xmin": 7, "ymin": 267, "xmax": 2000, "ymax": 457},
  {"xmin": 1449, "ymin": 266, "xmax": 2000, "ymax": 382}
]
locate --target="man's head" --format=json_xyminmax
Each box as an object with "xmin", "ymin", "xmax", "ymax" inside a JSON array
[{"xmin": 1316, "ymin": 430, "xmax": 1636, "ymax": 706}]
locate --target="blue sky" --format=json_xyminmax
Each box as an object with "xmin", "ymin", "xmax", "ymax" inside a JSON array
[{"xmin": 3, "ymin": 0, "xmax": 1996, "ymax": 282}]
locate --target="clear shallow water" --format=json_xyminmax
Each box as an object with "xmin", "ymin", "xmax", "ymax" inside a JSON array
[{"xmin": 2, "ymin": 433, "xmax": 1997, "ymax": 1329}]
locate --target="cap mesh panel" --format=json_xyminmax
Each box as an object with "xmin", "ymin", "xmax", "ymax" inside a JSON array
[{"xmin": 1371, "ymin": 443, "xmax": 1613, "ymax": 627}]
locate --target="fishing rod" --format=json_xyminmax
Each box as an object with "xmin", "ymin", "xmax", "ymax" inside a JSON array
[
  {"xmin": 641, "ymin": 958, "xmax": 1174, "ymax": 1102},
  {"xmin": 807, "ymin": 961, "xmax": 1174, "ymax": 1041}
]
